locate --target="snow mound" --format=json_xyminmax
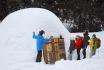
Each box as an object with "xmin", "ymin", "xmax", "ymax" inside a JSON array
[{"xmin": 0, "ymin": 8, "xmax": 70, "ymax": 65}]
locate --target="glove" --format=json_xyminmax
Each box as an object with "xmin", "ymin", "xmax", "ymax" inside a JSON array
[
  {"xmin": 33, "ymin": 31, "xmax": 35, "ymax": 34},
  {"xmin": 50, "ymin": 36, "xmax": 53, "ymax": 38},
  {"xmin": 68, "ymin": 50, "xmax": 72, "ymax": 54},
  {"xmin": 70, "ymin": 50, "xmax": 72, "ymax": 54}
]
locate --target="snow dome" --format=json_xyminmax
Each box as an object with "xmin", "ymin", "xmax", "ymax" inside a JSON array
[{"xmin": 0, "ymin": 8, "xmax": 70, "ymax": 64}]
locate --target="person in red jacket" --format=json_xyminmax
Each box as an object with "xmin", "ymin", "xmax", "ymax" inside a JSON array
[{"xmin": 75, "ymin": 35, "xmax": 83, "ymax": 60}]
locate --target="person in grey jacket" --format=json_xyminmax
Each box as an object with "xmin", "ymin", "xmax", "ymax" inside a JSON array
[{"xmin": 68, "ymin": 38, "xmax": 75, "ymax": 60}]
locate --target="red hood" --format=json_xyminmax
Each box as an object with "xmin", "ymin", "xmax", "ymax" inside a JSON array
[
  {"xmin": 75, "ymin": 36, "xmax": 83, "ymax": 41},
  {"xmin": 80, "ymin": 37, "xmax": 83, "ymax": 40}
]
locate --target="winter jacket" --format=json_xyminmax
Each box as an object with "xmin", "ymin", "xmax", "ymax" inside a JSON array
[
  {"xmin": 93, "ymin": 38, "xmax": 98, "ymax": 52},
  {"xmin": 75, "ymin": 37, "xmax": 83, "ymax": 49},
  {"xmin": 68, "ymin": 40, "xmax": 75, "ymax": 54},
  {"xmin": 69, "ymin": 40, "xmax": 75, "ymax": 50},
  {"xmin": 33, "ymin": 33, "xmax": 52, "ymax": 50},
  {"xmin": 88, "ymin": 39, "xmax": 94, "ymax": 47},
  {"xmin": 82, "ymin": 34, "xmax": 90, "ymax": 48}
]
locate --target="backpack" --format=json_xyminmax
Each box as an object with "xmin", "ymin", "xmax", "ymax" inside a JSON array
[{"xmin": 97, "ymin": 38, "xmax": 101, "ymax": 49}]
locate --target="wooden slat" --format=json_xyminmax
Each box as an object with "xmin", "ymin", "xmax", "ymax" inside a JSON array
[{"xmin": 58, "ymin": 38, "xmax": 66, "ymax": 60}]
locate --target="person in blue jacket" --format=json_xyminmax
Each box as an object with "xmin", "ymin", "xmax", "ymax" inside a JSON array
[{"xmin": 33, "ymin": 30, "xmax": 53, "ymax": 62}]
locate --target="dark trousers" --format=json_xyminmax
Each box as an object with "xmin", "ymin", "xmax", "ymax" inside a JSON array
[
  {"xmin": 77, "ymin": 49, "xmax": 81, "ymax": 60},
  {"xmin": 36, "ymin": 50, "xmax": 42, "ymax": 62},
  {"xmin": 82, "ymin": 48, "xmax": 86, "ymax": 59}
]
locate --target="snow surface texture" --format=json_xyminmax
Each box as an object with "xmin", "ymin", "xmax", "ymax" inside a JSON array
[{"xmin": 0, "ymin": 8, "xmax": 104, "ymax": 70}]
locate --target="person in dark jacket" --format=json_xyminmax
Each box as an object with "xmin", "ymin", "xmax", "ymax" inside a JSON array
[
  {"xmin": 75, "ymin": 35, "xmax": 83, "ymax": 60},
  {"xmin": 82, "ymin": 30, "xmax": 90, "ymax": 59},
  {"xmin": 33, "ymin": 30, "xmax": 53, "ymax": 62},
  {"xmin": 68, "ymin": 37, "xmax": 75, "ymax": 60}
]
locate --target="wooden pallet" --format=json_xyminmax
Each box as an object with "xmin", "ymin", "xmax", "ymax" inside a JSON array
[{"xmin": 43, "ymin": 38, "xmax": 66, "ymax": 64}]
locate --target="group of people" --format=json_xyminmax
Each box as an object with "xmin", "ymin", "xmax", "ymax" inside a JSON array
[
  {"xmin": 32, "ymin": 30, "xmax": 100, "ymax": 62},
  {"xmin": 68, "ymin": 30, "xmax": 100, "ymax": 60}
]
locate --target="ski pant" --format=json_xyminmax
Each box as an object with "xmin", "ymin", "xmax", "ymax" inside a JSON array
[
  {"xmin": 82, "ymin": 48, "xmax": 86, "ymax": 59},
  {"xmin": 89, "ymin": 47, "xmax": 93, "ymax": 58},
  {"xmin": 92, "ymin": 47, "xmax": 96, "ymax": 56},
  {"xmin": 68, "ymin": 50, "xmax": 73, "ymax": 60},
  {"xmin": 77, "ymin": 49, "xmax": 81, "ymax": 60},
  {"xmin": 36, "ymin": 50, "xmax": 42, "ymax": 62}
]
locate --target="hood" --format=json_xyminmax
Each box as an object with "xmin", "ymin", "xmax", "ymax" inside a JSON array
[
  {"xmin": 75, "ymin": 36, "xmax": 83, "ymax": 41},
  {"xmin": 37, "ymin": 34, "xmax": 43, "ymax": 39},
  {"xmin": 80, "ymin": 37, "xmax": 83, "ymax": 40}
]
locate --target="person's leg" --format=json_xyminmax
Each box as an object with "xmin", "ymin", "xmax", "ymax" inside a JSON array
[
  {"xmin": 36, "ymin": 50, "xmax": 42, "ymax": 62},
  {"xmin": 79, "ymin": 49, "xmax": 81, "ymax": 59},
  {"xmin": 77, "ymin": 49, "xmax": 80, "ymax": 60},
  {"xmin": 38, "ymin": 50, "xmax": 42, "ymax": 62},
  {"xmin": 89, "ymin": 47, "xmax": 93, "ymax": 58},
  {"xmin": 91, "ymin": 47, "xmax": 93, "ymax": 58},
  {"xmin": 92, "ymin": 46, "xmax": 96, "ymax": 56},
  {"xmin": 77, "ymin": 49, "xmax": 78, "ymax": 59},
  {"xmin": 36, "ymin": 50, "xmax": 40, "ymax": 62},
  {"xmin": 83, "ymin": 48, "xmax": 86, "ymax": 59},
  {"xmin": 68, "ymin": 52, "xmax": 72, "ymax": 60}
]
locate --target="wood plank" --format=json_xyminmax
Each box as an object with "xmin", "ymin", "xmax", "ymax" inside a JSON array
[
  {"xmin": 54, "ymin": 38, "xmax": 60, "ymax": 60},
  {"xmin": 43, "ymin": 43, "xmax": 48, "ymax": 64},
  {"xmin": 58, "ymin": 38, "xmax": 66, "ymax": 60}
]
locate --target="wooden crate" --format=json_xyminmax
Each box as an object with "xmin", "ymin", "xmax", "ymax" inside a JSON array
[{"xmin": 43, "ymin": 38, "xmax": 66, "ymax": 64}]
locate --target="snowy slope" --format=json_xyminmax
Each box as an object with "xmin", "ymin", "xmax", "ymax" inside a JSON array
[{"xmin": 0, "ymin": 8, "xmax": 104, "ymax": 70}]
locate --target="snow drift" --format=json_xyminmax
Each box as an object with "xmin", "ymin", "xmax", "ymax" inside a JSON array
[{"xmin": 0, "ymin": 8, "xmax": 70, "ymax": 65}]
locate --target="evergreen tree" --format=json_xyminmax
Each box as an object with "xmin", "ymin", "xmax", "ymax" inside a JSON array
[
  {"xmin": 0, "ymin": 0, "xmax": 104, "ymax": 32},
  {"xmin": 0, "ymin": 0, "xmax": 8, "ymax": 21}
]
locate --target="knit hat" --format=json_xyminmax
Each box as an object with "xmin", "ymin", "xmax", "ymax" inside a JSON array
[
  {"xmin": 76, "ymin": 35, "xmax": 80, "ymax": 38},
  {"xmin": 92, "ymin": 34, "xmax": 96, "ymax": 37}
]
